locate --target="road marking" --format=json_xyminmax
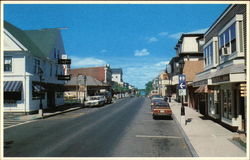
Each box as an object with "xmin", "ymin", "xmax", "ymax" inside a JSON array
[
  {"xmin": 136, "ymin": 135, "xmax": 182, "ymax": 139},
  {"xmin": 4, "ymin": 120, "xmax": 37, "ymax": 129}
]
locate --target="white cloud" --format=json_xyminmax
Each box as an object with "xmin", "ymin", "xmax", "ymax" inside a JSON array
[
  {"xmin": 70, "ymin": 56, "xmax": 107, "ymax": 67},
  {"xmin": 188, "ymin": 28, "xmax": 208, "ymax": 34},
  {"xmin": 147, "ymin": 37, "xmax": 158, "ymax": 43},
  {"xmin": 155, "ymin": 61, "xmax": 169, "ymax": 67},
  {"xmin": 100, "ymin": 49, "xmax": 107, "ymax": 53},
  {"xmin": 158, "ymin": 32, "xmax": 169, "ymax": 36},
  {"xmin": 122, "ymin": 60, "xmax": 169, "ymax": 89},
  {"xmin": 169, "ymin": 32, "xmax": 182, "ymax": 39},
  {"xmin": 134, "ymin": 49, "xmax": 150, "ymax": 56},
  {"xmin": 169, "ymin": 27, "xmax": 208, "ymax": 39}
]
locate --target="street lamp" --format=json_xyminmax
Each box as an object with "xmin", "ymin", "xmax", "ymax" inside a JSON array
[
  {"xmin": 38, "ymin": 67, "xmax": 44, "ymax": 117},
  {"xmin": 83, "ymin": 75, "xmax": 87, "ymax": 101},
  {"xmin": 77, "ymin": 74, "xmax": 82, "ymax": 103},
  {"xmin": 179, "ymin": 60, "xmax": 185, "ymax": 116}
]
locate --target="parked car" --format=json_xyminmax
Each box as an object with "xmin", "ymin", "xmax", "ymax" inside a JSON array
[
  {"xmin": 163, "ymin": 96, "xmax": 168, "ymax": 102},
  {"xmin": 84, "ymin": 95, "xmax": 106, "ymax": 107},
  {"xmin": 150, "ymin": 99, "xmax": 165, "ymax": 111},
  {"xmin": 152, "ymin": 102, "xmax": 172, "ymax": 119},
  {"xmin": 97, "ymin": 91, "xmax": 112, "ymax": 104},
  {"xmin": 151, "ymin": 94, "xmax": 164, "ymax": 100}
]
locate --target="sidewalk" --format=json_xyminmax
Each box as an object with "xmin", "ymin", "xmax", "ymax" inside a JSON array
[{"xmin": 169, "ymin": 100, "xmax": 246, "ymax": 157}]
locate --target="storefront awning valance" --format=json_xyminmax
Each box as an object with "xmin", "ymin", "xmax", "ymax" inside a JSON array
[
  {"xmin": 195, "ymin": 85, "xmax": 213, "ymax": 93},
  {"xmin": 4, "ymin": 81, "xmax": 23, "ymax": 92}
]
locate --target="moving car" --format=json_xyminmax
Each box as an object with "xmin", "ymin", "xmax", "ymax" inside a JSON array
[
  {"xmin": 84, "ymin": 95, "xmax": 106, "ymax": 107},
  {"xmin": 152, "ymin": 102, "xmax": 172, "ymax": 119}
]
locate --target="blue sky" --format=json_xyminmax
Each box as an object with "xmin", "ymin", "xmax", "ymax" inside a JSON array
[{"xmin": 4, "ymin": 4, "xmax": 229, "ymax": 89}]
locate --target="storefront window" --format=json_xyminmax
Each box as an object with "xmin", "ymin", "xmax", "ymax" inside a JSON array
[
  {"xmin": 208, "ymin": 93, "xmax": 215, "ymax": 115},
  {"xmin": 222, "ymin": 89, "xmax": 232, "ymax": 120}
]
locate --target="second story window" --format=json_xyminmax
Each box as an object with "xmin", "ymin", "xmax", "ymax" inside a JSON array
[
  {"xmin": 55, "ymin": 65, "xmax": 58, "ymax": 76},
  {"xmin": 219, "ymin": 23, "xmax": 236, "ymax": 55},
  {"xmin": 34, "ymin": 59, "xmax": 40, "ymax": 74},
  {"xmin": 204, "ymin": 42, "xmax": 213, "ymax": 66},
  {"xmin": 4, "ymin": 56, "xmax": 12, "ymax": 72},
  {"xmin": 50, "ymin": 63, "xmax": 52, "ymax": 76},
  {"xmin": 54, "ymin": 48, "xmax": 57, "ymax": 59}
]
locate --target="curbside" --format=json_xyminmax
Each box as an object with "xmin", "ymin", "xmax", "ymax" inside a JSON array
[{"xmin": 172, "ymin": 113, "xmax": 199, "ymax": 157}]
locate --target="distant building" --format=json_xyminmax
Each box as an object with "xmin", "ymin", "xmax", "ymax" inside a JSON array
[
  {"xmin": 158, "ymin": 72, "xmax": 170, "ymax": 97},
  {"xmin": 111, "ymin": 68, "xmax": 123, "ymax": 85},
  {"xmin": 167, "ymin": 33, "xmax": 204, "ymax": 106},
  {"xmin": 69, "ymin": 65, "xmax": 112, "ymax": 86},
  {"xmin": 3, "ymin": 21, "xmax": 71, "ymax": 113}
]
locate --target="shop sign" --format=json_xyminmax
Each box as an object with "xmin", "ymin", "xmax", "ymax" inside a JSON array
[
  {"xmin": 193, "ymin": 79, "xmax": 208, "ymax": 87},
  {"xmin": 240, "ymin": 83, "xmax": 247, "ymax": 97},
  {"xmin": 179, "ymin": 89, "xmax": 186, "ymax": 96},
  {"xmin": 212, "ymin": 74, "xmax": 230, "ymax": 83}
]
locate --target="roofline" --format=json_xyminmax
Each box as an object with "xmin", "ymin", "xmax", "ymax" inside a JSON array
[
  {"xmin": 71, "ymin": 66, "xmax": 106, "ymax": 70},
  {"xmin": 204, "ymin": 4, "xmax": 233, "ymax": 36},
  {"xmin": 175, "ymin": 33, "xmax": 204, "ymax": 47}
]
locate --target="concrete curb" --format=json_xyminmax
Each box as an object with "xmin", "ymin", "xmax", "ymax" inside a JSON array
[
  {"xmin": 37, "ymin": 106, "xmax": 83, "ymax": 119},
  {"xmin": 172, "ymin": 113, "xmax": 199, "ymax": 157}
]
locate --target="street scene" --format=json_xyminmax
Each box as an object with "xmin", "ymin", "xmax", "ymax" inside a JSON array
[{"xmin": 2, "ymin": 2, "xmax": 248, "ymax": 159}]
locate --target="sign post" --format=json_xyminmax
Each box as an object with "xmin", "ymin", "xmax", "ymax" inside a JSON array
[{"xmin": 178, "ymin": 74, "xmax": 186, "ymax": 125}]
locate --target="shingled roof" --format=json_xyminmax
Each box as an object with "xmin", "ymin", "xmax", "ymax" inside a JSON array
[
  {"xmin": 4, "ymin": 21, "xmax": 46, "ymax": 58},
  {"xmin": 4, "ymin": 21, "xmax": 62, "ymax": 59},
  {"xmin": 24, "ymin": 29, "xmax": 60, "ymax": 57}
]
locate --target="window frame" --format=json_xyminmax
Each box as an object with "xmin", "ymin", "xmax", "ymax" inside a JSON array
[{"xmin": 4, "ymin": 56, "xmax": 12, "ymax": 72}]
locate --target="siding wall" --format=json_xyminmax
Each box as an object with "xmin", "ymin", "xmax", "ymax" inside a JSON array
[{"xmin": 205, "ymin": 5, "xmax": 246, "ymax": 44}]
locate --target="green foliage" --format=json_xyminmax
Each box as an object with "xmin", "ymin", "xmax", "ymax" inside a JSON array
[
  {"xmin": 112, "ymin": 82, "xmax": 129, "ymax": 93},
  {"xmin": 145, "ymin": 81, "xmax": 153, "ymax": 95}
]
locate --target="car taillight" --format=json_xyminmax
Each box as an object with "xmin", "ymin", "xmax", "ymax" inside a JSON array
[
  {"xmin": 153, "ymin": 109, "xmax": 159, "ymax": 113},
  {"xmin": 165, "ymin": 110, "xmax": 172, "ymax": 113}
]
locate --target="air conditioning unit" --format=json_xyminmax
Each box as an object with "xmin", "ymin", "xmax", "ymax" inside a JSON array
[{"xmin": 222, "ymin": 47, "xmax": 230, "ymax": 55}]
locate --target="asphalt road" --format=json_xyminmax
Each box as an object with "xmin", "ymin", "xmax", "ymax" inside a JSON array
[{"xmin": 4, "ymin": 97, "xmax": 192, "ymax": 157}]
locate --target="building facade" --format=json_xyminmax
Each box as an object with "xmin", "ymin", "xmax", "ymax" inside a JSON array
[
  {"xmin": 4, "ymin": 21, "xmax": 71, "ymax": 113},
  {"xmin": 167, "ymin": 34, "xmax": 204, "ymax": 106},
  {"xmin": 193, "ymin": 4, "xmax": 247, "ymax": 132},
  {"xmin": 69, "ymin": 65, "xmax": 112, "ymax": 86},
  {"xmin": 111, "ymin": 68, "xmax": 123, "ymax": 85}
]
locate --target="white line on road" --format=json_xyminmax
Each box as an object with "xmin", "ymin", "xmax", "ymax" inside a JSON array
[
  {"xmin": 4, "ymin": 120, "xmax": 38, "ymax": 129},
  {"xmin": 136, "ymin": 135, "xmax": 182, "ymax": 139}
]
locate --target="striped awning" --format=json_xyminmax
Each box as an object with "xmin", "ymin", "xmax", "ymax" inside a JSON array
[
  {"xmin": 4, "ymin": 81, "xmax": 23, "ymax": 92},
  {"xmin": 33, "ymin": 84, "xmax": 45, "ymax": 92}
]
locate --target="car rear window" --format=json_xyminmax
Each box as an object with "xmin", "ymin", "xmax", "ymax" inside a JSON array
[{"xmin": 154, "ymin": 104, "xmax": 170, "ymax": 109}]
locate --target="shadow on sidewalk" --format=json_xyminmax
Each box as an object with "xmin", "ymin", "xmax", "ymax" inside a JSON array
[{"xmin": 43, "ymin": 103, "xmax": 83, "ymax": 113}]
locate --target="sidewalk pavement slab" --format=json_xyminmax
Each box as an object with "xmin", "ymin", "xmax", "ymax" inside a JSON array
[{"xmin": 169, "ymin": 101, "xmax": 246, "ymax": 157}]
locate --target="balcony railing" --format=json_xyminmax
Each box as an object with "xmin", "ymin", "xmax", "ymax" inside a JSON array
[
  {"xmin": 58, "ymin": 59, "xmax": 71, "ymax": 64},
  {"xmin": 57, "ymin": 74, "xmax": 71, "ymax": 80}
]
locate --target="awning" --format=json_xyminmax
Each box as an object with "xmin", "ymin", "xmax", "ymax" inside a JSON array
[
  {"xmin": 33, "ymin": 84, "xmax": 45, "ymax": 92},
  {"xmin": 4, "ymin": 81, "xmax": 22, "ymax": 92},
  {"xmin": 195, "ymin": 85, "xmax": 213, "ymax": 93}
]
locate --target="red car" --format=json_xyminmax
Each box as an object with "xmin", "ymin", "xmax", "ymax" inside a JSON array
[{"xmin": 152, "ymin": 102, "xmax": 172, "ymax": 119}]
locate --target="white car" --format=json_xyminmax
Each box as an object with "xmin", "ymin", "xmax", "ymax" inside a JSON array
[{"xmin": 84, "ymin": 96, "xmax": 106, "ymax": 107}]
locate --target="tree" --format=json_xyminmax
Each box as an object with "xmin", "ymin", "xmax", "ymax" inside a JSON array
[{"xmin": 145, "ymin": 81, "xmax": 153, "ymax": 95}]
